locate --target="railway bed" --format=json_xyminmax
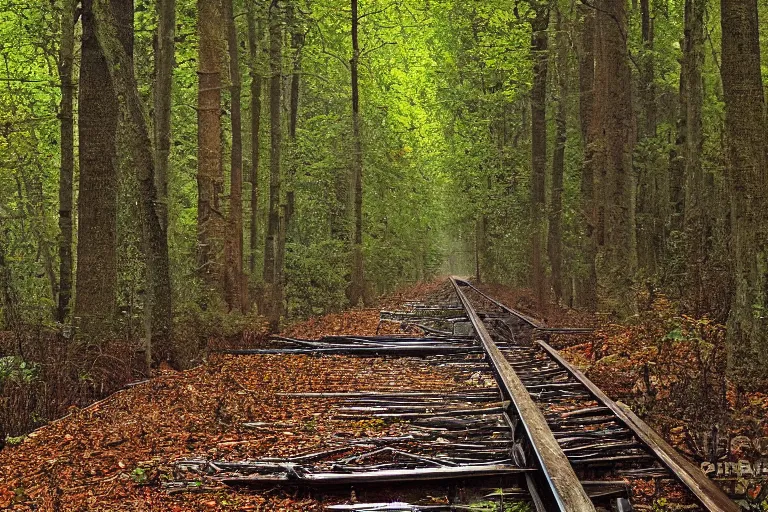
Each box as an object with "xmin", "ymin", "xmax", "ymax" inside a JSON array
[{"xmin": 175, "ymin": 279, "xmax": 738, "ymax": 511}]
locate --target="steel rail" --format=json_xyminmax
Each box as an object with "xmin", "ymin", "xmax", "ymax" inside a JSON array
[
  {"xmin": 449, "ymin": 277, "xmax": 597, "ymax": 512},
  {"xmin": 454, "ymin": 279, "xmax": 541, "ymax": 328},
  {"xmin": 538, "ymin": 340, "xmax": 739, "ymax": 512},
  {"xmin": 453, "ymin": 277, "xmax": 737, "ymax": 511}
]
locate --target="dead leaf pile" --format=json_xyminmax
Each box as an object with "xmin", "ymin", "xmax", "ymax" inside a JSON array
[{"xmin": 0, "ymin": 286, "xmax": 469, "ymax": 511}]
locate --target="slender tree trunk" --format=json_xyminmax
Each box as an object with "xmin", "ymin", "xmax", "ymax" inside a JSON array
[
  {"xmin": 639, "ymin": 0, "xmax": 656, "ymax": 137},
  {"xmin": 636, "ymin": 0, "xmax": 659, "ymax": 273},
  {"xmin": 92, "ymin": 0, "xmax": 174, "ymax": 365},
  {"xmin": 19, "ymin": 165, "xmax": 57, "ymax": 319},
  {"xmin": 682, "ymin": 0, "xmax": 706, "ymax": 312},
  {"xmin": 263, "ymin": 0, "xmax": 282, "ymax": 330},
  {"xmin": 56, "ymin": 0, "xmax": 76, "ymax": 324},
  {"xmin": 154, "ymin": 0, "xmax": 174, "ymax": 234},
  {"xmin": 548, "ymin": 9, "xmax": 567, "ymax": 305},
  {"xmin": 576, "ymin": 6, "xmax": 597, "ymax": 311},
  {"xmin": 246, "ymin": 0, "xmax": 263, "ymax": 280},
  {"xmin": 720, "ymin": 0, "xmax": 768, "ymax": 385},
  {"xmin": 475, "ymin": 217, "xmax": 485, "ymax": 284},
  {"xmin": 277, "ymin": 0, "xmax": 303, "ymax": 318},
  {"xmin": 197, "ymin": 0, "xmax": 226, "ymax": 302},
  {"xmin": 530, "ymin": 6, "xmax": 549, "ymax": 310},
  {"xmin": 670, "ymin": 23, "xmax": 689, "ymax": 234},
  {"xmin": 285, "ymin": 0, "xmax": 302, "ymax": 230},
  {"xmin": 0, "ymin": 240, "xmax": 20, "ymax": 338},
  {"xmin": 348, "ymin": 0, "xmax": 365, "ymax": 306},
  {"xmin": 75, "ymin": 0, "xmax": 130, "ymax": 334},
  {"xmin": 590, "ymin": 0, "xmax": 637, "ymax": 314},
  {"xmin": 225, "ymin": 0, "xmax": 246, "ymax": 313}
]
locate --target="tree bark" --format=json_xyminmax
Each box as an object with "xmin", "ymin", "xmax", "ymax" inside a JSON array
[
  {"xmin": 263, "ymin": 0, "xmax": 282, "ymax": 330},
  {"xmin": 589, "ymin": 0, "xmax": 637, "ymax": 314},
  {"xmin": 576, "ymin": 5, "xmax": 597, "ymax": 311},
  {"xmin": 154, "ymin": 0, "xmax": 174, "ymax": 235},
  {"xmin": 530, "ymin": 5, "xmax": 549, "ymax": 311},
  {"xmin": 92, "ymin": 0, "xmax": 174, "ymax": 365},
  {"xmin": 246, "ymin": 0, "xmax": 263, "ymax": 280},
  {"xmin": 56, "ymin": 0, "xmax": 76, "ymax": 324},
  {"xmin": 682, "ymin": 0, "xmax": 706, "ymax": 312},
  {"xmin": 639, "ymin": 0, "xmax": 656, "ymax": 137},
  {"xmin": 274, "ymin": 1, "xmax": 303, "ymax": 318},
  {"xmin": 347, "ymin": 0, "xmax": 365, "ymax": 306},
  {"xmin": 720, "ymin": 0, "xmax": 768, "ymax": 385},
  {"xmin": 75, "ymin": 0, "xmax": 130, "ymax": 334},
  {"xmin": 19, "ymin": 165, "xmax": 58, "ymax": 320},
  {"xmin": 669, "ymin": 54, "xmax": 687, "ymax": 234},
  {"xmin": 225, "ymin": 0, "xmax": 246, "ymax": 313},
  {"xmin": 197, "ymin": 0, "xmax": 226, "ymax": 302},
  {"xmin": 285, "ymin": 0, "xmax": 303, "ymax": 230},
  {"xmin": 548, "ymin": 9, "xmax": 567, "ymax": 305},
  {"xmin": 635, "ymin": 0, "xmax": 660, "ymax": 274}
]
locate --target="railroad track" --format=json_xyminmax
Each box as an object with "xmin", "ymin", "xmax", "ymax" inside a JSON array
[
  {"xmin": 176, "ymin": 278, "xmax": 738, "ymax": 511},
  {"xmin": 448, "ymin": 277, "xmax": 736, "ymax": 512}
]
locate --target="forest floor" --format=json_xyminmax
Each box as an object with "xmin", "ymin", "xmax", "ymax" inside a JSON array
[{"xmin": 1, "ymin": 279, "xmax": 767, "ymax": 510}]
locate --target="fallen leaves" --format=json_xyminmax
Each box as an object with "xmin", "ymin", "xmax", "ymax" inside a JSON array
[{"xmin": 0, "ymin": 288, "xmax": 471, "ymax": 511}]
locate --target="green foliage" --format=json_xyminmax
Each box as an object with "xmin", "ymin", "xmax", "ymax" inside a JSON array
[
  {"xmin": 130, "ymin": 467, "xmax": 148, "ymax": 485},
  {"xmin": 286, "ymin": 240, "xmax": 348, "ymax": 318},
  {"xmin": 0, "ymin": 357, "xmax": 39, "ymax": 384},
  {"xmin": 4, "ymin": 434, "xmax": 26, "ymax": 446},
  {"xmin": 0, "ymin": 0, "xmax": 764, "ymax": 349},
  {"xmin": 466, "ymin": 500, "xmax": 532, "ymax": 512}
]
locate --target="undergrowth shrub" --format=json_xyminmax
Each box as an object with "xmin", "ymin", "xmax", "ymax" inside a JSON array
[
  {"xmin": 285, "ymin": 240, "xmax": 348, "ymax": 318},
  {"xmin": 0, "ymin": 328, "xmax": 136, "ymax": 438}
]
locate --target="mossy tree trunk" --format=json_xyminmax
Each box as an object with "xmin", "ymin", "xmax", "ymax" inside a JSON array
[
  {"xmin": 720, "ymin": 0, "xmax": 768, "ymax": 386},
  {"xmin": 56, "ymin": 0, "xmax": 77, "ymax": 324},
  {"xmin": 197, "ymin": 0, "xmax": 226, "ymax": 303},
  {"xmin": 529, "ymin": 4, "xmax": 549, "ymax": 311},
  {"xmin": 264, "ymin": 0, "xmax": 283, "ymax": 330},
  {"xmin": 92, "ymin": 0, "xmax": 174, "ymax": 365},
  {"xmin": 225, "ymin": 0, "xmax": 246, "ymax": 313},
  {"xmin": 75, "ymin": 0, "xmax": 130, "ymax": 335}
]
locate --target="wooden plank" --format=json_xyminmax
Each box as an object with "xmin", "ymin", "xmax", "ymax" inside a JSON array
[
  {"xmin": 221, "ymin": 346, "xmax": 481, "ymax": 356},
  {"xmin": 538, "ymin": 340, "xmax": 739, "ymax": 512},
  {"xmin": 450, "ymin": 278, "xmax": 596, "ymax": 512},
  {"xmin": 221, "ymin": 463, "xmax": 530, "ymax": 485}
]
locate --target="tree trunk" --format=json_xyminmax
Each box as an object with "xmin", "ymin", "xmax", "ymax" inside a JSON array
[
  {"xmin": 682, "ymin": 0, "xmax": 706, "ymax": 312},
  {"xmin": 589, "ymin": 0, "xmax": 637, "ymax": 315},
  {"xmin": 75, "ymin": 0, "xmax": 130, "ymax": 335},
  {"xmin": 720, "ymin": 0, "xmax": 768, "ymax": 385},
  {"xmin": 635, "ymin": 0, "xmax": 660, "ymax": 274},
  {"xmin": 530, "ymin": 6, "xmax": 549, "ymax": 311},
  {"xmin": 548, "ymin": 9, "xmax": 566, "ymax": 305},
  {"xmin": 56, "ymin": 0, "xmax": 76, "ymax": 324},
  {"xmin": 92, "ymin": 0, "xmax": 174, "ymax": 365},
  {"xmin": 20, "ymin": 165, "xmax": 58, "ymax": 320},
  {"xmin": 475, "ymin": 217, "xmax": 485, "ymax": 284},
  {"xmin": 286, "ymin": 0, "xmax": 302, "ymax": 226},
  {"xmin": 263, "ymin": 0, "xmax": 282, "ymax": 331},
  {"xmin": 576, "ymin": 5, "xmax": 597, "ymax": 311},
  {"xmin": 347, "ymin": 0, "xmax": 365, "ymax": 306},
  {"xmin": 246, "ymin": 0, "xmax": 263, "ymax": 280},
  {"xmin": 197, "ymin": 0, "xmax": 226, "ymax": 302},
  {"xmin": 154, "ymin": 0, "xmax": 174, "ymax": 235},
  {"xmin": 669, "ymin": 67, "xmax": 687, "ymax": 235},
  {"xmin": 639, "ymin": 0, "xmax": 656, "ymax": 137},
  {"xmin": 278, "ymin": 0, "xmax": 303, "ymax": 318},
  {"xmin": 225, "ymin": 0, "xmax": 246, "ymax": 313}
]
